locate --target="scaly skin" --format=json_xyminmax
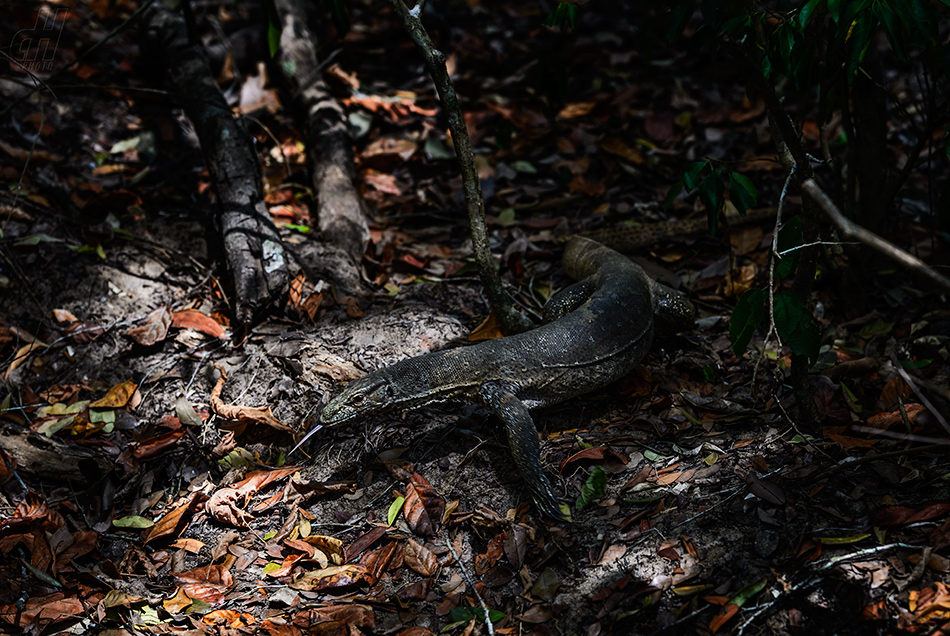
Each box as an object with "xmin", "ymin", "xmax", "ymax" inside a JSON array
[{"xmin": 315, "ymin": 237, "xmax": 695, "ymax": 521}]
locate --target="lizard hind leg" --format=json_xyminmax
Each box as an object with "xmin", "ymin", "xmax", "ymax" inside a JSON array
[{"xmin": 478, "ymin": 381, "xmax": 571, "ymax": 522}]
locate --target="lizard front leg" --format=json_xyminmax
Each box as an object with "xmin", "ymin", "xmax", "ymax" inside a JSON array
[{"xmin": 478, "ymin": 381, "xmax": 570, "ymax": 522}]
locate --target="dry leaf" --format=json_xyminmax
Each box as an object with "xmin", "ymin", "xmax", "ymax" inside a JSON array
[{"xmin": 403, "ymin": 538, "xmax": 438, "ymax": 577}]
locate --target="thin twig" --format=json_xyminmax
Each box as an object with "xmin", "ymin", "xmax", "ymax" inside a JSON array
[
  {"xmin": 443, "ymin": 533, "xmax": 494, "ymax": 635},
  {"xmin": 850, "ymin": 425, "xmax": 950, "ymax": 446},
  {"xmin": 801, "ymin": 178, "xmax": 950, "ymax": 291},
  {"xmin": 736, "ymin": 543, "xmax": 920, "ymax": 634},
  {"xmin": 887, "ymin": 351, "xmax": 950, "ymax": 436},
  {"xmin": 389, "ymin": 0, "xmax": 531, "ymax": 335}
]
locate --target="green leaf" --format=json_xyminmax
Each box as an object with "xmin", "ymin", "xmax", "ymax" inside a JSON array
[
  {"xmin": 799, "ymin": 0, "xmax": 825, "ymax": 29},
  {"xmin": 543, "ymin": 3, "xmax": 577, "ymax": 30},
  {"xmin": 774, "ymin": 290, "xmax": 821, "ymax": 364},
  {"xmin": 683, "ymin": 161, "xmax": 708, "ymax": 190},
  {"xmin": 643, "ymin": 449, "xmax": 669, "ymax": 462},
  {"xmin": 894, "ymin": 0, "xmax": 938, "ymax": 47},
  {"xmin": 729, "ymin": 288, "xmax": 767, "ymax": 357},
  {"xmin": 576, "ymin": 466, "xmax": 607, "ymax": 511},
  {"xmin": 113, "ymin": 515, "xmax": 155, "ymax": 529},
  {"xmin": 267, "ymin": 21, "xmax": 281, "ymax": 58},
  {"xmin": 387, "ymin": 496, "xmax": 405, "ymax": 526},
  {"xmin": 857, "ymin": 317, "xmax": 895, "ymax": 339},
  {"xmin": 727, "ymin": 577, "xmax": 768, "ymax": 608},
  {"xmin": 788, "ymin": 433, "xmax": 817, "ymax": 443},
  {"xmin": 698, "ymin": 170, "xmax": 725, "ymax": 234},
  {"xmin": 875, "ymin": 2, "xmax": 906, "ymax": 60},
  {"xmin": 828, "ymin": 0, "xmax": 843, "ymax": 23},
  {"xmin": 719, "ymin": 13, "xmax": 751, "ymax": 38},
  {"xmin": 450, "ymin": 606, "xmax": 506, "ymax": 624},
  {"xmin": 262, "ymin": 0, "xmax": 282, "ymax": 58},
  {"xmin": 775, "ymin": 215, "xmax": 803, "ymax": 279},
  {"xmin": 497, "ymin": 208, "xmax": 517, "ymax": 227},
  {"xmin": 728, "ymin": 171, "xmax": 757, "ymax": 215},
  {"xmin": 424, "ymin": 137, "xmax": 454, "ymax": 160},
  {"xmin": 89, "ymin": 409, "xmax": 115, "ymax": 424},
  {"xmin": 511, "ymin": 160, "xmax": 537, "ymax": 174},
  {"xmin": 845, "ymin": 14, "xmax": 876, "ymax": 83},
  {"xmin": 15, "ymin": 233, "xmax": 63, "ymax": 246},
  {"xmin": 664, "ymin": 177, "xmax": 685, "ymax": 210}
]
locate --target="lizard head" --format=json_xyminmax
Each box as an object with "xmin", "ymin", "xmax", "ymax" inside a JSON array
[{"xmin": 319, "ymin": 374, "xmax": 396, "ymax": 425}]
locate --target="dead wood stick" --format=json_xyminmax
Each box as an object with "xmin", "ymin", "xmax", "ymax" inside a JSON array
[
  {"xmin": 0, "ymin": 420, "xmax": 115, "ymax": 482},
  {"xmin": 273, "ymin": 0, "xmax": 370, "ymax": 277},
  {"xmin": 142, "ymin": 3, "xmax": 290, "ymax": 324},
  {"xmin": 801, "ymin": 178, "xmax": 950, "ymax": 292}
]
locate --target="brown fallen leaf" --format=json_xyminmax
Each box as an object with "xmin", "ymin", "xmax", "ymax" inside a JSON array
[
  {"xmin": 517, "ymin": 604, "xmax": 553, "ymax": 624},
  {"xmin": 171, "ymin": 310, "xmax": 227, "ymax": 339},
  {"xmin": 203, "ymin": 609, "xmax": 256, "ymax": 628},
  {"xmin": 556, "ymin": 101, "xmax": 597, "ymax": 119},
  {"xmin": 172, "ymin": 557, "xmax": 236, "ymax": 605},
  {"xmin": 231, "ymin": 467, "xmax": 300, "ymax": 494},
  {"xmin": 403, "ymin": 538, "xmax": 438, "ymax": 577},
  {"xmin": 559, "ymin": 447, "xmax": 629, "ymax": 474},
  {"xmin": 301, "ymin": 535, "xmax": 344, "ymax": 565},
  {"xmin": 474, "ymin": 531, "xmax": 505, "ymax": 576},
  {"xmin": 290, "ymin": 564, "xmax": 375, "ymax": 591},
  {"xmin": 0, "ymin": 138, "xmax": 63, "ymax": 162},
  {"xmin": 64, "ymin": 320, "xmax": 104, "ymax": 345},
  {"xmin": 143, "ymin": 491, "xmax": 206, "ymax": 544},
  {"xmin": 874, "ymin": 502, "xmax": 950, "ymax": 527},
  {"xmin": 126, "ymin": 306, "xmax": 172, "ymax": 346},
  {"xmin": 210, "ymin": 365, "xmax": 292, "ymax": 432},
  {"xmin": 361, "ymin": 541, "xmax": 398, "ymax": 581},
  {"xmin": 52, "ymin": 309, "xmax": 78, "ymax": 323},
  {"xmin": 206, "ymin": 487, "xmax": 254, "ymax": 528},
  {"xmin": 600, "ymin": 136, "xmax": 645, "ymax": 164},
  {"xmin": 0, "ymin": 592, "xmax": 87, "ymax": 630},
  {"xmin": 90, "ymin": 380, "xmax": 137, "ymax": 408},
  {"xmin": 344, "ymin": 526, "xmax": 390, "ymax": 562},
  {"xmin": 865, "ymin": 404, "xmax": 926, "ymax": 429},
  {"xmin": 131, "ymin": 428, "xmax": 186, "ymax": 459},
  {"xmin": 467, "ymin": 313, "xmax": 504, "ymax": 341},
  {"xmin": 404, "ymin": 473, "xmax": 445, "ymax": 537},
  {"xmin": 297, "ymin": 605, "xmax": 376, "ymax": 630}
]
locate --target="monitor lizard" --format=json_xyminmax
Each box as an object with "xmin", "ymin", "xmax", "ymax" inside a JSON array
[{"xmin": 306, "ymin": 236, "xmax": 696, "ymax": 521}]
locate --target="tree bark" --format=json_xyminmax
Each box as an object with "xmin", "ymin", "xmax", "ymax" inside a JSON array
[
  {"xmin": 0, "ymin": 420, "xmax": 115, "ymax": 483},
  {"xmin": 143, "ymin": 2, "xmax": 290, "ymax": 325},
  {"xmin": 273, "ymin": 0, "xmax": 370, "ymax": 281}
]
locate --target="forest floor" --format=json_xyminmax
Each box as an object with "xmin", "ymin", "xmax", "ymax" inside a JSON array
[{"xmin": 1, "ymin": 1, "xmax": 949, "ymax": 635}]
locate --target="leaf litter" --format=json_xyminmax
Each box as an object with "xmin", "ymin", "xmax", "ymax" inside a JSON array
[{"xmin": 0, "ymin": 0, "xmax": 948, "ymax": 635}]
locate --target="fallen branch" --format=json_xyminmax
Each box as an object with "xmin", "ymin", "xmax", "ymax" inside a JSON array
[
  {"xmin": 142, "ymin": 3, "xmax": 290, "ymax": 325},
  {"xmin": 801, "ymin": 178, "xmax": 950, "ymax": 291},
  {"xmin": 274, "ymin": 0, "xmax": 370, "ymax": 287},
  {"xmin": 0, "ymin": 420, "xmax": 115, "ymax": 482}
]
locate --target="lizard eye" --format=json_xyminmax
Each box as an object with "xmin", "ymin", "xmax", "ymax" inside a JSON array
[{"xmin": 351, "ymin": 394, "xmax": 364, "ymax": 404}]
